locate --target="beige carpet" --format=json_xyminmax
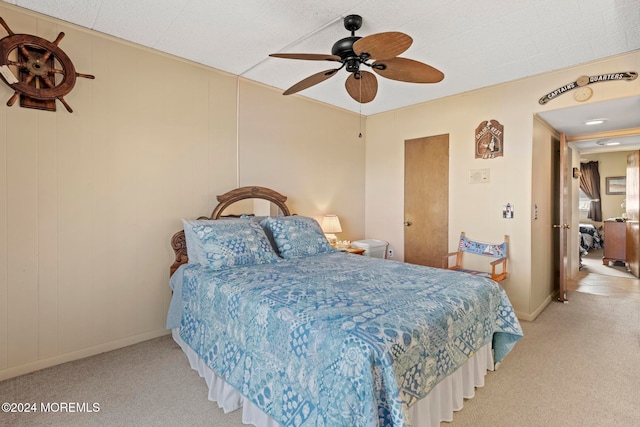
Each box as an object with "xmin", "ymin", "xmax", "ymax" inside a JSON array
[
  {"xmin": 448, "ymin": 290, "xmax": 640, "ymax": 426},
  {"xmin": 581, "ymin": 248, "xmax": 636, "ymax": 278},
  {"xmin": 1, "ymin": 291, "xmax": 638, "ymax": 427}
]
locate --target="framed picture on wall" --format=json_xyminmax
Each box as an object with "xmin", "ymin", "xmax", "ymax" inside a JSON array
[{"xmin": 605, "ymin": 176, "xmax": 626, "ymax": 195}]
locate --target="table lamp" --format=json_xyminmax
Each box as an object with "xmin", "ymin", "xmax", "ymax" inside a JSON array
[{"xmin": 321, "ymin": 214, "xmax": 342, "ymax": 246}]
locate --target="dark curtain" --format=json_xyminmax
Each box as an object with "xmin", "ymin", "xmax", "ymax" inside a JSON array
[{"xmin": 580, "ymin": 161, "xmax": 602, "ymax": 221}]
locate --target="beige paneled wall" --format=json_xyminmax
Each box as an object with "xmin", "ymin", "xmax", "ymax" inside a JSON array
[
  {"xmin": 0, "ymin": 3, "xmax": 238, "ymax": 379},
  {"xmin": 366, "ymin": 90, "xmax": 532, "ymax": 315},
  {"xmin": 237, "ymin": 80, "xmax": 366, "ymax": 238},
  {"xmin": 0, "ymin": 4, "xmax": 363, "ymax": 380},
  {"xmin": 365, "ymin": 51, "xmax": 640, "ymax": 319}
]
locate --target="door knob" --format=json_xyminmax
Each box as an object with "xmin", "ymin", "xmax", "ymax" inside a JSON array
[
  {"xmin": 553, "ymin": 224, "xmax": 571, "ymax": 229},
  {"xmin": 404, "ymin": 221, "xmax": 413, "ymax": 227}
]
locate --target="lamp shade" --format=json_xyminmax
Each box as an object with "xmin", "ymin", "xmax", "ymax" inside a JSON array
[{"xmin": 321, "ymin": 214, "xmax": 342, "ymax": 234}]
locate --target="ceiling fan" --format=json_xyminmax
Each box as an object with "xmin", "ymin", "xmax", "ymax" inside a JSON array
[{"xmin": 269, "ymin": 14, "xmax": 444, "ymax": 104}]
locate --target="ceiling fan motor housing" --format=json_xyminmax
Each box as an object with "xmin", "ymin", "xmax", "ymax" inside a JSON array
[
  {"xmin": 331, "ymin": 36, "xmax": 361, "ymax": 58},
  {"xmin": 332, "ymin": 36, "xmax": 362, "ymax": 73}
]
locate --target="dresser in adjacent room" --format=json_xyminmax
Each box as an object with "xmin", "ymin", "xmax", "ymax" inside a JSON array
[{"xmin": 602, "ymin": 220, "xmax": 626, "ymax": 266}]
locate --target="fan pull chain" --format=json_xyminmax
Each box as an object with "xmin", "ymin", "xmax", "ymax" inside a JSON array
[{"xmin": 358, "ymin": 74, "xmax": 363, "ymax": 138}]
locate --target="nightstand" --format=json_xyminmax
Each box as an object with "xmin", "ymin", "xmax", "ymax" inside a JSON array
[{"xmin": 343, "ymin": 247, "xmax": 365, "ymax": 255}]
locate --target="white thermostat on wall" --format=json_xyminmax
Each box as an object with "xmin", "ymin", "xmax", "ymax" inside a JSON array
[{"xmin": 469, "ymin": 168, "xmax": 490, "ymax": 184}]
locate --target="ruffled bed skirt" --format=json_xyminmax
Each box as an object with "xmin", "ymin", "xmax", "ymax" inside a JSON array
[{"xmin": 172, "ymin": 328, "xmax": 494, "ymax": 426}]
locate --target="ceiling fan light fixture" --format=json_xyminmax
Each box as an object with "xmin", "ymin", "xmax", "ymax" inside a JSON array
[{"xmin": 345, "ymin": 58, "xmax": 360, "ymax": 73}]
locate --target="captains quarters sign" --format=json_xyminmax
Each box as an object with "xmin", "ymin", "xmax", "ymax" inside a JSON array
[
  {"xmin": 539, "ymin": 71, "xmax": 637, "ymax": 105},
  {"xmin": 475, "ymin": 120, "xmax": 504, "ymax": 159}
]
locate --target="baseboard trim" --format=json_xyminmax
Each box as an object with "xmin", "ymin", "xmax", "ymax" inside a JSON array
[
  {"xmin": 515, "ymin": 293, "xmax": 554, "ymax": 321},
  {"xmin": 0, "ymin": 329, "xmax": 171, "ymax": 381}
]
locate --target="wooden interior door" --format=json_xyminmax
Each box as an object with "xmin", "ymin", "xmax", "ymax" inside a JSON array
[
  {"xmin": 626, "ymin": 151, "xmax": 639, "ymax": 277},
  {"xmin": 404, "ymin": 134, "xmax": 449, "ymax": 267}
]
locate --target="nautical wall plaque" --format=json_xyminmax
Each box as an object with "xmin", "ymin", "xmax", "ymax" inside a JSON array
[
  {"xmin": 475, "ymin": 119, "xmax": 503, "ymax": 159},
  {"xmin": 538, "ymin": 71, "xmax": 637, "ymax": 105}
]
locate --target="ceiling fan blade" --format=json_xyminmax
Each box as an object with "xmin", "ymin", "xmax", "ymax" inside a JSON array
[
  {"xmin": 345, "ymin": 70, "xmax": 378, "ymax": 103},
  {"xmin": 373, "ymin": 57, "xmax": 444, "ymax": 83},
  {"xmin": 270, "ymin": 53, "xmax": 341, "ymax": 62},
  {"xmin": 282, "ymin": 68, "xmax": 340, "ymax": 95},
  {"xmin": 353, "ymin": 32, "xmax": 412, "ymax": 60}
]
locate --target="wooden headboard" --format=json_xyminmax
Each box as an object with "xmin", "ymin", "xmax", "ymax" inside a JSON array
[{"xmin": 170, "ymin": 186, "xmax": 290, "ymax": 276}]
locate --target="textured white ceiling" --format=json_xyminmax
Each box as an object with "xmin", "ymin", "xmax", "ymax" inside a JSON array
[
  {"xmin": 2, "ymin": 0, "xmax": 639, "ymax": 117},
  {"xmin": 538, "ymin": 96, "xmax": 640, "ymax": 153}
]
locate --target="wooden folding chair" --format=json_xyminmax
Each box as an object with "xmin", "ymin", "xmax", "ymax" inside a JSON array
[{"xmin": 442, "ymin": 232, "xmax": 508, "ymax": 282}]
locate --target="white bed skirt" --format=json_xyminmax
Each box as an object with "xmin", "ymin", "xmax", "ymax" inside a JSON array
[{"xmin": 172, "ymin": 328, "xmax": 494, "ymax": 426}]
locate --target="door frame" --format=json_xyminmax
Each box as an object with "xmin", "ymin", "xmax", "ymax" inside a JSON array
[{"xmin": 557, "ymin": 132, "xmax": 569, "ymax": 302}]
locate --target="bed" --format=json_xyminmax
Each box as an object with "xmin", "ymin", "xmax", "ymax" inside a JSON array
[
  {"xmin": 579, "ymin": 223, "xmax": 603, "ymax": 253},
  {"xmin": 168, "ymin": 186, "xmax": 523, "ymax": 427}
]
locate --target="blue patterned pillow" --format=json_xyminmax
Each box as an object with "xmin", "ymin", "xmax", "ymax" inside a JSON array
[
  {"xmin": 182, "ymin": 219, "xmax": 280, "ymax": 269},
  {"xmin": 261, "ymin": 216, "xmax": 335, "ymax": 258}
]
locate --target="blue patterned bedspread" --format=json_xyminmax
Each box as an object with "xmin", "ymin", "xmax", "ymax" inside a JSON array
[{"xmin": 174, "ymin": 252, "xmax": 522, "ymax": 427}]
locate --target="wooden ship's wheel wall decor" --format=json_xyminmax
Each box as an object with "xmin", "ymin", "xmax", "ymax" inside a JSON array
[{"xmin": 0, "ymin": 16, "xmax": 94, "ymax": 112}]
